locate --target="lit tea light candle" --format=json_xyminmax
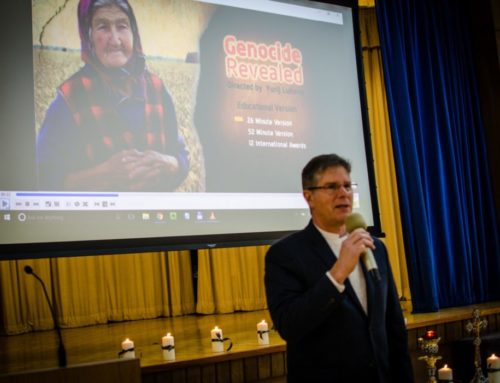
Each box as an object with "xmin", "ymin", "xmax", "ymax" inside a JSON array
[
  {"xmin": 120, "ymin": 338, "xmax": 135, "ymax": 359},
  {"xmin": 257, "ymin": 319, "xmax": 269, "ymax": 345},
  {"xmin": 161, "ymin": 332, "xmax": 175, "ymax": 361},
  {"xmin": 211, "ymin": 326, "xmax": 224, "ymax": 352},
  {"xmin": 437, "ymin": 364, "xmax": 453, "ymax": 381},
  {"xmin": 487, "ymin": 354, "xmax": 500, "ymax": 383}
]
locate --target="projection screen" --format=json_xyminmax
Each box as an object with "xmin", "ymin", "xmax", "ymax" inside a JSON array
[{"xmin": 0, "ymin": 0, "xmax": 381, "ymax": 258}]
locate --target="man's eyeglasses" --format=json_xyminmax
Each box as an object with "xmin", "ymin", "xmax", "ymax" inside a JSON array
[{"xmin": 306, "ymin": 182, "xmax": 357, "ymax": 194}]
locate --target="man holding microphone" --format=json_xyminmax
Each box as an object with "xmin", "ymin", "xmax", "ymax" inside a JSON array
[{"xmin": 265, "ymin": 153, "xmax": 414, "ymax": 382}]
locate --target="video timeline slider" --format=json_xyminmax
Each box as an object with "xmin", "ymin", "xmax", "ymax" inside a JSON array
[
  {"xmin": 1, "ymin": 191, "xmax": 308, "ymax": 210},
  {"xmin": 3, "ymin": 192, "xmax": 118, "ymax": 211}
]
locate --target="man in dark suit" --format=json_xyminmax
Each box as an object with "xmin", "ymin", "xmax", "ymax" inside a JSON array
[{"xmin": 265, "ymin": 154, "xmax": 414, "ymax": 382}]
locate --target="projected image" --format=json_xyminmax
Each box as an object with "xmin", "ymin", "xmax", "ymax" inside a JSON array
[
  {"xmin": 33, "ymin": 0, "xmax": 366, "ymax": 195},
  {"xmin": 33, "ymin": 0, "xmax": 211, "ymax": 192}
]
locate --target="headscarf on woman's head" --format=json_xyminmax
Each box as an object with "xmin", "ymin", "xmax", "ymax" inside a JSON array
[{"xmin": 77, "ymin": 0, "xmax": 145, "ymax": 75}]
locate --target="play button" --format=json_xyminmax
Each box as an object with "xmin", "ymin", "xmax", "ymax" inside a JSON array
[{"xmin": 1, "ymin": 199, "xmax": 9, "ymax": 210}]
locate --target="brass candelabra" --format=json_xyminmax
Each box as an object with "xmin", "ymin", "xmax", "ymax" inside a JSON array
[{"xmin": 419, "ymin": 330, "xmax": 442, "ymax": 383}]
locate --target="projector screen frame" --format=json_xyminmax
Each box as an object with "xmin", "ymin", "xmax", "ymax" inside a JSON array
[{"xmin": 0, "ymin": 0, "xmax": 382, "ymax": 260}]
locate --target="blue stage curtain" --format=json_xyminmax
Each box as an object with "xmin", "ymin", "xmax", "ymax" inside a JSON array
[{"xmin": 375, "ymin": 0, "xmax": 500, "ymax": 312}]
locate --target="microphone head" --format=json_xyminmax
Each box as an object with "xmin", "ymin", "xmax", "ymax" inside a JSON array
[
  {"xmin": 345, "ymin": 212, "xmax": 367, "ymax": 233},
  {"xmin": 24, "ymin": 265, "xmax": 33, "ymax": 274}
]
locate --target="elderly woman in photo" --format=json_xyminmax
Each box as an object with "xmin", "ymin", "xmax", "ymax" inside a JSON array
[{"xmin": 37, "ymin": 0, "xmax": 189, "ymax": 191}]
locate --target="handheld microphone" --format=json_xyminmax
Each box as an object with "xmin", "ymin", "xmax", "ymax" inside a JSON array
[
  {"xmin": 345, "ymin": 213, "xmax": 381, "ymax": 282},
  {"xmin": 24, "ymin": 265, "xmax": 67, "ymax": 367}
]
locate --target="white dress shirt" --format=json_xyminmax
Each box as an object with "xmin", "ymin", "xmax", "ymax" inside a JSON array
[{"xmin": 316, "ymin": 225, "xmax": 368, "ymax": 314}]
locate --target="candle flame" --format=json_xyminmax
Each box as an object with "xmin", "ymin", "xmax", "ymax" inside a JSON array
[
  {"xmin": 167, "ymin": 332, "xmax": 171, "ymax": 336},
  {"xmin": 444, "ymin": 364, "xmax": 448, "ymax": 368},
  {"xmin": 424, "ymin": 329, "xmax": 437, "ymax": 339}
]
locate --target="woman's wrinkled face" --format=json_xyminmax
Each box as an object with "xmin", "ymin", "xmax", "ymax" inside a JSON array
[{"xmin": 90, "ymin": 5, "xmax": 133, "ymax": 68}]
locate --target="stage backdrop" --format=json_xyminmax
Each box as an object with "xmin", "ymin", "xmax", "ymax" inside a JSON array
[{"xmin": 0, "ymin": 7, "xmax": 411, "ymax": 334}]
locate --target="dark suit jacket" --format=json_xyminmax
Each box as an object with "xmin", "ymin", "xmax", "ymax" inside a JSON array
[{"xmin": 265, "ymin": 221, "xmax": 414, "ymax": 383}]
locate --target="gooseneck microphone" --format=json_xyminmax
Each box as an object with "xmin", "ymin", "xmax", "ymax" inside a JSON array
[
  {"xmin": 345, "ymin": 213, "xmax": 381, "ymax": 282},
  {"xmin": 24, "ymin": 265, "xmax": 67, "ymax": 367}
]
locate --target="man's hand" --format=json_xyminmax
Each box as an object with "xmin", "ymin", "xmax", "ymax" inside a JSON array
[{"xmin": 329, "ymin": 228, "xmax": 375, "ymax": 284}]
